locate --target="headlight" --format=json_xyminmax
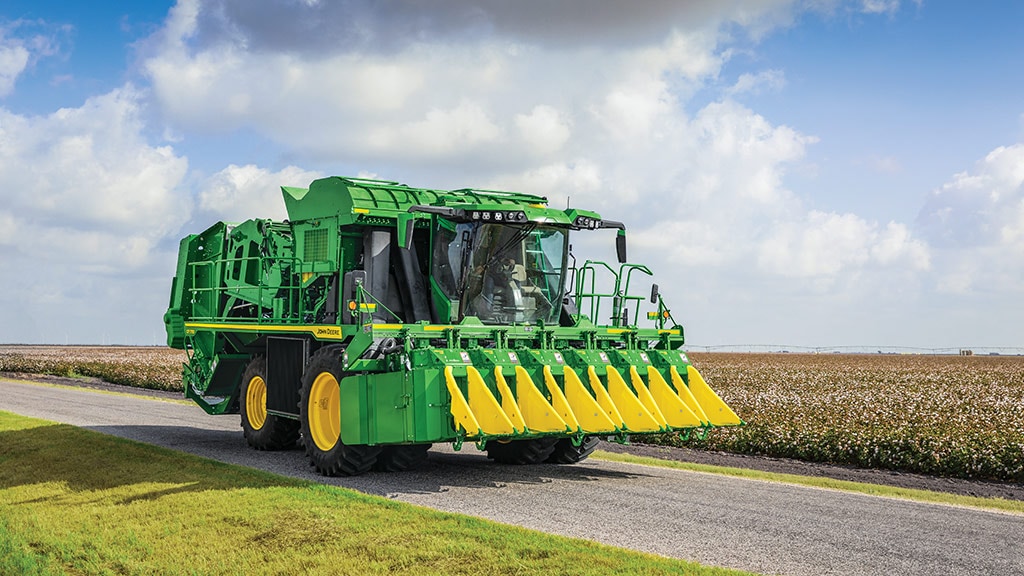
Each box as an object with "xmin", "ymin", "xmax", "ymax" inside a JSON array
[
  {"xmin": 574, "ymin": 215, "xmax": 600, "ymax": 229},
  {"xmin": 468, "ymin": 210, "xmax": 526, "ymax": 222}
]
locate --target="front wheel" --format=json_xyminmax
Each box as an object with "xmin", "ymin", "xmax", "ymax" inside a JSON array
[
  {"xmin": 299, "ymin": 345, "xmax": 381, "ymax": 476},
  {"xmin": 486, "ymin": 438, "xmax": 559, "ymax": 465},
  {"xmin": 545, "ymin": 437, "xmax": 599, "ymax": 464},
  {"xmin": 239, "ymin": 356, "xmax": 299, "ymax": 450}
]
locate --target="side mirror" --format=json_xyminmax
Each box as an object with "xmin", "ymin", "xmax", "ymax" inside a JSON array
[
  {"xmin": 650, "ymin": 283, "xmax": 659, "ymax": 304},
  {"xmin": 616, "ymin": 230, "xmax": 627, "ymax": 263}
]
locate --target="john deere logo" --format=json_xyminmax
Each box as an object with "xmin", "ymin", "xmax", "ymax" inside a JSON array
[{"xmin": 315, "ymin": 326, "xmax": 341, "ymax": 337}]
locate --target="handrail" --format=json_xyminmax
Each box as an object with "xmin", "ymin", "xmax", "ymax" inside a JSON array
[
  {"xmin": 618, "ymin": 263, "xmax": 653, "ymax": 327},
  {"xmin": 573, "ymin": 260, "xmax": 617, "ymax": 326},
  {"xmin": 572, "ymin": 260, "xmax": 656, "ymax": 328},
  {"xmin": 185, "ymin": 252, "xmax": 330, "ymax": 324}
]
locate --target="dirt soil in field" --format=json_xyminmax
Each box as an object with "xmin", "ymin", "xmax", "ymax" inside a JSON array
[{"xmin": 5, "ymin": 370, "xmax": 1023, "ymax": 503}]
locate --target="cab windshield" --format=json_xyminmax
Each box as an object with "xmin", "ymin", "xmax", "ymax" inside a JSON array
[{"xmin": 433, "ymin": 222, "xmax": 568, "ymax": 325}]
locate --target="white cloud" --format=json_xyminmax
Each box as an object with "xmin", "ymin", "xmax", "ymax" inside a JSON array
[
  {"xmin": 366, "ymin": 101, "xmax": 504, "ymax": 157},
  {"xmin": 489, "ymin": 160, "xmax": 604, "ymax": 205},
  {"xmin": 727, "ymin": 69, "xmax": 785, "ymax": 96},
  {"xmin": 0, "ymin": 19, "xmax": 69, "ymax": 97},
  {"xmin": 919, "ymin": 143, "xmax": 1024, "ymax": 294},
  {"xmin": 866, "ymin": 154, "xmax": 901, "ymax": 174},
  {"xmin": 872, "ymin": 221, "xmax": 929, "ymax": 267},
  {"xmin": 632, "ymin": 28, "xmax": 724, "ymax": 81},
  {"xmin": 859, "ymin": 0, "xmax": 902, "ymax": 15},
  {"xmin": 1002, "ymin": 198, "xmax": 1024, "ymax": 249},
  {"xmin": 515, "ymin": 105, "xmax": 571, "ymax": 155},
  {"xmin": 0, "ymin": 43, "xmax": 29, "ymax": 96},
  {"xmin": 0, "ymin": 87, "xmax": 189, "ymax": 243},
  {"xmin": 199, "ymin": 164, "xmax": 323, "ymax": 222},
  {"xmin": 0, "ymin": 86, "xmax": 191, "ymax": 344},
  {"xmin": 592, "ymin": 78, "xmax": 677, "ymax": 143},
  {"xmin": 758, "ymin": 211, "xmax": 928, "ymax": 278},
  {"xmin": 0, "ymin": 210, "xmax": 17, "ymax": 245},
  {"xmin": 138, "ymin": 3, "xmax": 756, "ymax": 165}
]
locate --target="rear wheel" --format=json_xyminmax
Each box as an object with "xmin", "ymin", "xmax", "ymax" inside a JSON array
[
  {"xmin": 239, "ymin": 357, "xmax": 299, "ymax": 450},
  {"xmin": 374, "ymin": 444, "xmax": 432, "ymax": 472},
  {"xmin": 545, "ymin": 437, "xmax": 599, "ymax": 464},
  {"xmin": 299, "ymin": 346, "xmax": 381, "ymax": 476},
  {"xmin": 486, "ymin": 438, "xmax": 559, "ymax": 465}
]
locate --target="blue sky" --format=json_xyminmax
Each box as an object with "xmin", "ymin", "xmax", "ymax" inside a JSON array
[{"xmin": 1, "ymin": 1, "xmax": 1022, "ymax": 349}]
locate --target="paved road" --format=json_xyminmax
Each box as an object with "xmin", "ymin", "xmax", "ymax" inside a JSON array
[{"xmin": 1, "ymin": 378, "xmax": 1021, "ymax": 576}]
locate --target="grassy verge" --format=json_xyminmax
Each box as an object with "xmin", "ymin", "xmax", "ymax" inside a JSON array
[
  {"xmin": 0, "ymin": 411, "xmax": 751, "ymax": 576},
  {"xmin": 592, "ymin": 450, "xmax": 1024, "ymax": 516}
]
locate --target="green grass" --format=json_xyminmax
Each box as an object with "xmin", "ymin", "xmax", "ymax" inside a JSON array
[
  {"xmin": 0, "ymin": 411, "xmax": 751, "ymax": 576},
  {"xmin": 592, "ymin": 450, "xmax": 1024, "ymax": 516}
]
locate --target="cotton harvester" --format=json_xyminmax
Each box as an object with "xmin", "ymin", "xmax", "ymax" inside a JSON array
[{"xmin": 164, "ymin": 176, "xmax": 741, "ymax": 476}]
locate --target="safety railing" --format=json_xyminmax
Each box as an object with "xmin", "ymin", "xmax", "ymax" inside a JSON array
[
  {"xmin": 185, "ymin": 253, "xmax": 323, "ymax": 324},
  {"xmin": 573, "ymin": 260, "xmax": 653, "ymax": 327}
]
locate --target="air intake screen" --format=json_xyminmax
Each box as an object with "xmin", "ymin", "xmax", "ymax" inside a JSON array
[{"xmin": 304, "ymin": 228, "xmax": 329, "ymax": 262}]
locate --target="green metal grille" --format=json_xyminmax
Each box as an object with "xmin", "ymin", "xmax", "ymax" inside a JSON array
[{"xmin": 304, "ymin": 228, "xmax": 328, "ymax": 262}]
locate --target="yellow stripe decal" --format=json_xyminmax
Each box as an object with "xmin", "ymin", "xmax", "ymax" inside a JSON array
[
  {"xmin": 184, "ymin": 322, "xmax": 344, "ymax": 340},
  {"xmin": 423, "ymin": 325, "xmax": 453, "ymax": 331},
  {"xmin": 370, "ymin": 324, "xmax": 404, "ymax": 330}
]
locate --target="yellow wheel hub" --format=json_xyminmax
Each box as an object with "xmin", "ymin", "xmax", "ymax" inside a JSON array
[
  {"xmin": 245, "ymin": 375, "xmax": 268, "ymax": 431},
  {"xmin": 309, "ymin": 372, "xmax": 341, "ymax": 452}
]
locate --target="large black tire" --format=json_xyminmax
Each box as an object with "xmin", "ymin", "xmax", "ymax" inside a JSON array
[
  {"xmin": 299, "ymin": 345, "xmax": 381, "ymax": 476},
  {"xmin": 239, "ymin": 357, "xmax": 300, "ymax": 450},
  {"xmin": 545, "ymin": 437, "xmax": 599, "ymax": 464},
  {"xmin": 373, "ymin": 444, "xmax": 432, "ymax": 472},
  {"xmin": 486, "ymin": 438, "xmax": 559, "ymax": 465}
]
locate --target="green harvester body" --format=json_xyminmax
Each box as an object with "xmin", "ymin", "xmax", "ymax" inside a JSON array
[{"xmin": 164, "ymin": 176, "xmax": 740, "ymax": 475}]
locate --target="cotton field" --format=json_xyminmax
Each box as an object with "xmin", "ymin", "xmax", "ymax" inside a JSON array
[{"xmin": 679, "ymin": 353, "xmax": 1024, "ymax": 481}]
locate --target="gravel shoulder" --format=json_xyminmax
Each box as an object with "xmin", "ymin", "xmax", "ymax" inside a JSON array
[
  {"xmin": 5, "ymin": 370, "xmax": 1023, "ymax": 502},
  {"xmin": 597, "ymin": 441, "xmax": 1024, "ymax": 502}
]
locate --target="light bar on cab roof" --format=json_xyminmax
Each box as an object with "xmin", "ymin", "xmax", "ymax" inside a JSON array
[{"xmin": 469, "ymin": 209, "xmax": 528, "ymax": 223}]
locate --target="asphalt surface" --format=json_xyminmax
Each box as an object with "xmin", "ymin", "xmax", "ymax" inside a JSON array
[{"xmin": 1, "ymin": 377, "xmax": 1021, "ymax": 576}]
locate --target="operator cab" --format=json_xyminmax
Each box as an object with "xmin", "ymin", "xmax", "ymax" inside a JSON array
[{"xmin": 432, "ymin": 222, "xmax": 568, "ymax": 325}]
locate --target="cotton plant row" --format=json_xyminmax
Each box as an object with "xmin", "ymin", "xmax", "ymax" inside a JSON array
[
  {"xmin": 668, "ymin": 353, "xmax": 1024, "ymax": 482},
  {"xmin": 0, "ymin": 345, "xmax": 185, "ymax": 392}
]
